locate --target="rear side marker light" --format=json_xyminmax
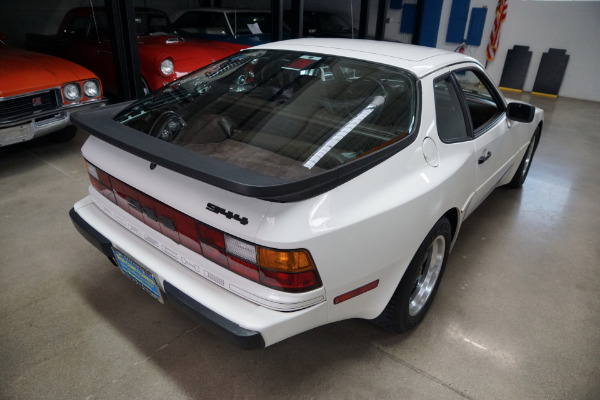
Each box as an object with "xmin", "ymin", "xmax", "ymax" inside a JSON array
[
  {"xmin": 334, "ymin": 280, "xmax": 380, "ymax": 305},
  {"xmin": 84, "ymin": 159, "xmax": 322, "ymax": 293}
]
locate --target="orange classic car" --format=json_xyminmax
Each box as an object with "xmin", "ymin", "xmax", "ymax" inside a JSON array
[{"xmin": 0, "ymin": 35, "xmax": 106, "ymax": 147}]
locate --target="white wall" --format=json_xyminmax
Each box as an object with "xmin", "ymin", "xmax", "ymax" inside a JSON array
[
  {"xmin": 282, "ymin": 0, "xmax": 600, "ymax": 102},
  {"xmin": 431, "ymin": 0, "xmax": 600, "ymax": 102}
]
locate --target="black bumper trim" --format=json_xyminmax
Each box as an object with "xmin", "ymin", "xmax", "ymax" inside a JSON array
[
  {"xmin": 164, "ymin": 281, "xmax": 266, "ymax": 350},
  {"xmin": 69, "ymin": 207, "xmax": 115, "ymax": 262},
  {"xmin": 69, "ymin": 207, "xmax": 265, "ymax": 350}
]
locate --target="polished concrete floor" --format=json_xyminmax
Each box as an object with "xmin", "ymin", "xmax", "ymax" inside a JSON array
[{"xmin": 1, "ymin": 93, "xmax": 599, "ymax": 400}]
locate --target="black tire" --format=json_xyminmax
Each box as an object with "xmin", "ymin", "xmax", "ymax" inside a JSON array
[
  {"xmin": 50, "ymin": 125, "xmax": 77, "ymax": 143},
  {"xmin": 506, "ymin": 126, "xmax": 541, "ymax": 188},
  {"xmin": 373, "ymin": 217, "xmax": 452, "ymax": 333}
]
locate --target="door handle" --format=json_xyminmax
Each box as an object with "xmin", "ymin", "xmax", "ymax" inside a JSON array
[{"xmin": 478, "ymin": 151, "xmax": 492, "ymax": 164}]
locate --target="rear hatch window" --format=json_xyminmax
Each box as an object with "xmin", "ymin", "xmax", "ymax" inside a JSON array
[{"xmin": 108, "ymin": 50, "xmax": 418, "ymax": 201}]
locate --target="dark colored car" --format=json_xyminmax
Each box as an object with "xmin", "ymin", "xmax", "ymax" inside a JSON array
[
  {"xmin": 173, "ymin": 8, "xmax": 290, "ymax": 46},
  {"xmin": 285, "ymin": 10, "xmax": 357, "ymax": 38}
]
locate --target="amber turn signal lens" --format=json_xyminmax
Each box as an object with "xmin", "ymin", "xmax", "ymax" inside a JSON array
[{"xmin": 258, "ymin": 248, "xmax": 315, "ymax": 272}]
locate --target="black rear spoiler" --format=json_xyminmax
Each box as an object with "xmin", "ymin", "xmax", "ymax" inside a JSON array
[{"xmin": 72, "ymin": 102, "xmax": 413, "ymax": 202}]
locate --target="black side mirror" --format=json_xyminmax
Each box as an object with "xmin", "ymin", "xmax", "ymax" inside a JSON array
[{"xmin": 506, "ymin": 102, "xmax": 535, "ymax": 123}]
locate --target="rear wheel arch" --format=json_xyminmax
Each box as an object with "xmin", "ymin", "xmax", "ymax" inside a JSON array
[
  {"xmin": 442, "ymin": 208, "xmax": 460, "ymax": 244},
  {"xmin": 506, "ymin": 123, "xmax": 542, "ymax": 188},
  {"xmin": 373, "ymin": 215, "xmax": 452, "ymax": 332}
]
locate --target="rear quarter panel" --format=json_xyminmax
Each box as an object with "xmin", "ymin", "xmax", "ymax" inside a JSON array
[
  {"xmin": 257, "ymin": 76, "xmax": 476, "ymax": 322},
  {"xmin": 497, "ymin": 103, "xmax": 544, "ymax": 187}
]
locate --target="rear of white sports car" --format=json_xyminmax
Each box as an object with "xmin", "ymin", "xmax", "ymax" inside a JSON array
[
  {"xmin": 70, "ymin": 39, "xmax": 542, "ymax": 348},
  {"xmin": 72, "ymin": 140, "xmax": 328, "ymax": 349}
]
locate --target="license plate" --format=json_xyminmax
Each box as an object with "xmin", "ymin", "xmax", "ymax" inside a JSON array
[{"xmin": 113, "ymin": 249, "xmax": 163, "ymax": 303}]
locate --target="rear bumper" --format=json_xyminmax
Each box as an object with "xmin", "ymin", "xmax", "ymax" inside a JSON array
[
  {"xmin": 162, "ymin": 282, "xmax": 265, "ymax": 349},
  {"xmin": 69, "ymin": 205, "xmax": 266, "ymax": 350},
  {"xmin": 69, "ymin": 195, "xmax": 328, "ymax": 348},
  {"xmin": 69, "ymin": 207, "xmax": 115, "ymax": 261}
]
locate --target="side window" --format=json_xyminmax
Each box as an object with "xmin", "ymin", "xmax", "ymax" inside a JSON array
[
  {"xmin": 453, "ymin": 70, "xmax": 503, "ymax": 134},
  {"xmin": 66, "ymin": 17, "xmax": 91, "ymax": 37},
  {"xmin": 147, "ymin": 15, "xmax": 169, "ymax": 34},
  {"xmin": 94, "ymin": 14, "xmax": 110, "ymax": 40},
  {"xmin": 174, "ymin": 12, "xmax": 199, "ymax": 32},
  {"xmin": 201, "ymin": 13, "xmax": 229, "ymax": 35},
  {"xmin": 434, "ymin": 76, "xmax": 470, "ymax": 142}
]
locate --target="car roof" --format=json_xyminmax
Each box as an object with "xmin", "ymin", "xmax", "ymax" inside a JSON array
[{"xmin": 250, "ymin": 38, "xmax": 478, "ymax": 78}]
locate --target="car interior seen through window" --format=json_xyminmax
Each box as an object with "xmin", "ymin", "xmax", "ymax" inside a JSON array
[
  {"xmin": 115, "ymin": 50, "xmax": 418, "ymax": 181},
  {"xmin": 434, "ymin": 76, "xmax": 470, "ymax": 143},
  {"xmin": 454, "ymin": 69, "xmax": 503, "ymax": 134},
  {"xmin": 434, "ymin": 69, "xmax": 505, "ymax": 143}
]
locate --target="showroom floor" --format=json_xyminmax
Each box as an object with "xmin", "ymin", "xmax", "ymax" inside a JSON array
[{"xmin": 1, "ymin": 92, "xmax": 599, "ymax": 400}]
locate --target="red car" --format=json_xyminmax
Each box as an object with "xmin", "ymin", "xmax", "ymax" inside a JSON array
[
  {"xmin": 26, "ymin": 7, "xmax": 247, "ymax": 95},
  {"xmin": 0, "ymin": 35, "xmax": 106, "ymax": 147}
]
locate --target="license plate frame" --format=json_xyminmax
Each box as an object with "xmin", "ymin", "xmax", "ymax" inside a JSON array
[{"xmin": 113, "ymin": 248, "xmax": 163, "ymax": 303}]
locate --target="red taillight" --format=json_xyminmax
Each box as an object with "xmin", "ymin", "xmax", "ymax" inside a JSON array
[
  {"xmin": 201, "ymin": 243, "xmax": 229, "ymax": 267},
  {"xmin": 228, "ymin": 255, "xmax": 259, "ymax": 281},
  {"xmin": 89, "ymin": 178, "xmax": 115, "ymax": 202},
  {"xmin": 173, "ymin": 212, "xmax": 202, "ymax": 254},
  {"xmin": 84, "ymin": 159, "xmax": 322, "ymax": 293},
  {"xmin": 85, "ymin": 161, "xmax": 115, "ymax": 203},
  {"xmin": 110, "ymin": 177, "xmax": 145, "ymax": 223},
  {"xmin": 152, "ymin": 202, "xmax": 181, "ymax": 243},
  {"xmin": 198, "ymin": 223, "xmax": 225, "ymax": 249},
  {"xmin": 260, "ymin": 269, "xmax": 320, "ymax": 292}
]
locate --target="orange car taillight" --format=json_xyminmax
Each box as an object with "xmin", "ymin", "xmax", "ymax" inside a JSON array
[{"xmin": 84, "ymin": 160, "xmax": 322, "ymax": 293}]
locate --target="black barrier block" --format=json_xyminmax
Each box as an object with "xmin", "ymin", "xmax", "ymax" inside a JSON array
[
  {"xmin": 532, "ymin": 48, "xmax": 570, "ymax": 96},
  {"xmin": 499, "ymin": 46, "xmax": 532, "ymax": 91}
]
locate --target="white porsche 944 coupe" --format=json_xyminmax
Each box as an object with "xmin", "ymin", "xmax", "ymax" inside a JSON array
[{"xmin": 70, "ymin": 39, "xmax": 543, "ymax": 349}]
